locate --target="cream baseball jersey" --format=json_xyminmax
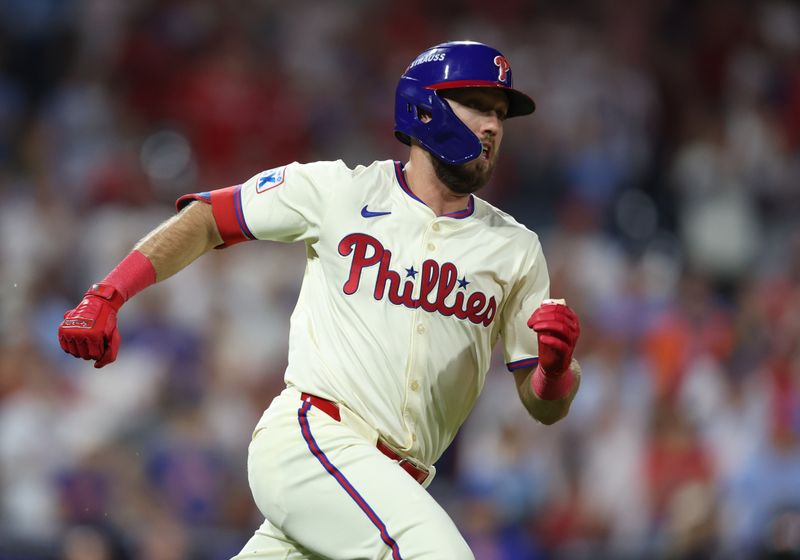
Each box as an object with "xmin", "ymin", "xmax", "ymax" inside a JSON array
[{"xmin": 178, "ymin": 159, "xmax": 549, "ymax": 466}]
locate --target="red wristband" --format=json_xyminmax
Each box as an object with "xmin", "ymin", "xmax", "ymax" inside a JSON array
[
  {"xmin": 102, "ymin": 249, "xmax": 157, "ymax": 302},
  {"xmin": 532, "ymin": 364, "xmax": 576, "ymax": 401}
]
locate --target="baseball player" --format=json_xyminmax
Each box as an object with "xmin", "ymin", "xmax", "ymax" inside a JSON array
[{"xmin": 58, "ymin": 41, "xmax": 581, "ymax": 559}]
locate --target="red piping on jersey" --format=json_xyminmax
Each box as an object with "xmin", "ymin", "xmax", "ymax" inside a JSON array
[
  {"xmin": 446, "ymin": 196, "xmax": 474, "ymax": 218},
  {"xmin": 392, "ymin": 161, "xmax": 475, "ymax": 219},
  {"xmin": 507, "ymin": 357, "xmax": 539, "ymax": 372}
]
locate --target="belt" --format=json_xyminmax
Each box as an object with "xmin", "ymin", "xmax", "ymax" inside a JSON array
[{"xmin": 300, "ymin": 392, "xmax": 429, "ymax": 485}]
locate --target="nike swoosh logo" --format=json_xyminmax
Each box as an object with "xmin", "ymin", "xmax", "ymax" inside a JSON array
[{"xmin": 361, "ymin": 205, "xmax": 391, "ymax": 218}]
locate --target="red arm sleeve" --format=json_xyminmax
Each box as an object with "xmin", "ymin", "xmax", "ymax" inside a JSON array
[{"xmin": 176, "ymin": 186, "xmax": 255, "ymax": 248}]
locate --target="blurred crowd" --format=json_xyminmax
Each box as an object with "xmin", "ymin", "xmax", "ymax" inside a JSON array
[{"xmin": 1, "ymin": 0, "xmax": 799, "ymax": 558}]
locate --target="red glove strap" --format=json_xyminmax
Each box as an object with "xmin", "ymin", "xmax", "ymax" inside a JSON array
[
  {"xmin": 532, "ymin": 364, "xmax": 576, "ymax": 401},
  {"xmin": 86, "ymin": 282, "xmax": 125, "ymax": 311},
  {"xmin": 102, "ymin": 249, "xmax": 157, "ymax": 302}
]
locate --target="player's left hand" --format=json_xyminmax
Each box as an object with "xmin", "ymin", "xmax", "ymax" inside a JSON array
[{"xmin": 527, "ymin": 300, "xmax": 580, "ymax": 376}]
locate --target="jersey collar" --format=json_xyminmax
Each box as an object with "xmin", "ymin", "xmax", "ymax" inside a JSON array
[{"xmin": 393, "ymin": 161, "xmax": 475, "ymax": 219}]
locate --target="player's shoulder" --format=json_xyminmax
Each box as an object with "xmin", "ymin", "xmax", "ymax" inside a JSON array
[
  {"xmin": 472, "ymin": 196, "xmax": 541, "ymax": 244},
  {"xmin": 472, "ymin": 199, "xmax": 545, "ymax": 268},
  {"xmin": 286, "ymin": 159, "xmax": 394, "ymax": 184},
  {"xmin": 286, "ymin": 159, "xmax": 351, "ymax": 179}
]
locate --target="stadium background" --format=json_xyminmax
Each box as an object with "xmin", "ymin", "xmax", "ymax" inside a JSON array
[{"xmin": 1, "ymin": 0, "xmax": 799, "ymax": 558}]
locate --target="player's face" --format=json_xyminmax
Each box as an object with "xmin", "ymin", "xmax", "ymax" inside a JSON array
[{"xmin": 433, "ymin": 88, "xmax": 509, "ymax": 194}]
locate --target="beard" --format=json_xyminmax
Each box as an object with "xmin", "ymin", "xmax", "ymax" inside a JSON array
[{"xmin": 429, "ymin": 149, "xmax": 497, "ymax": 195}]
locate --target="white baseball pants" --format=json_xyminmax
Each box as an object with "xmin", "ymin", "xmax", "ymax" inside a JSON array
[{"xmin": 231, "ymin": 387, "xmax": 473, "ymax": 559}]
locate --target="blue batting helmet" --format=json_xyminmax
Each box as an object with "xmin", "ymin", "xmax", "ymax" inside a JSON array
[{"xmin": 394, "ymin": 41, "xmax": 535, "ymax": 165}]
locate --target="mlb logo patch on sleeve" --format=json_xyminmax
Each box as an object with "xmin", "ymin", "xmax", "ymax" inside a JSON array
[{"xmin": 256, "ymin": 166, "xmax": 286, "ymax": 193}]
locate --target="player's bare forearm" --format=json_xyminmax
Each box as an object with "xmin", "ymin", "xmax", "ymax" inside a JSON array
[
  {"xmin": 58, "ymin": 202, "xmax": 222, "ymax": 368},
  {"xmin": 134, "ymin": 201, "xmax": 223, "ymax": 282},
  {"xmin": 512, "ymin": 360, "xmax": 581, "ymax": 425}
]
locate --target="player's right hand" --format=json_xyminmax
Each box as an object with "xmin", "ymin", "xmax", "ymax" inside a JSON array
[{"xmin": 58, "ymin": 283, "xmax": 124, "ymax": 368}]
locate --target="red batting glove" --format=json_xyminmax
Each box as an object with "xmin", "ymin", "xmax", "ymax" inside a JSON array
[
  {"xmin": 527, "ymin": 301, "xmax": 580, "ymax": 376},
  {"xmin": 58, "ymin": 283, "xmax": 125, "ymax": 369}
]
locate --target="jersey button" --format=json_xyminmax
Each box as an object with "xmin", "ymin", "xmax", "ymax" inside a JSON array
[
  {"xmin": 410, "ymin": 380, "xmax": 420, "ymax": 391},
  {"xmin": 432, "ymin": 223, "xmax": 440, "ymax": 232},
  {"xmin": 416, "ymin": 324, "xmax": 425, "ymax": 334},
  {"xmin": 427, "ymin": 242, "xmax": 436, "ymax": 251},
  {"xmin": 412, "ymin": 434, "xmax": 417, "ymax": 442}
]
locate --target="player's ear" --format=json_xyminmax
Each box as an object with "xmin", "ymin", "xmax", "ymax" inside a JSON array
[{"xmin": 417, "ymin": 107, "xmax": 432, "ymax": 123}]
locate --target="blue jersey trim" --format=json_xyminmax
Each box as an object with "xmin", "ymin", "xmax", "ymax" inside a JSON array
[
  {"xmin": 393, "ymin": 161, "xmax": 475, "ymax": 219},
  {"xmin": 506, "ymin": 357, "xmax": 539, "ymax": 372},
  {"xmin": 233, "ymin": 186, "xmax": 255, "ymax": 240}
]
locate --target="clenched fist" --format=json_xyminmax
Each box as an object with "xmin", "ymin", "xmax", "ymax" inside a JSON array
[
  {"xmin": 527, "ymin": 300, "xmax": 580, "ymax": 376},
  {"xmin": 58, "ymin": 283, "xmax": 124, "ymax": 368}
]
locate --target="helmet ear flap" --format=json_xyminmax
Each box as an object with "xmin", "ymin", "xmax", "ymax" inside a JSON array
[{"xmin": 394, "ymin": 78, "xmax": 482, "ymax": 165}]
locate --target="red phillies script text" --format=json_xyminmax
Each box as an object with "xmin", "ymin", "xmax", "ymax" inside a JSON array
[{"xmin": 338, "ymin": 233, "xmax": 497, "ymax": 327}]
